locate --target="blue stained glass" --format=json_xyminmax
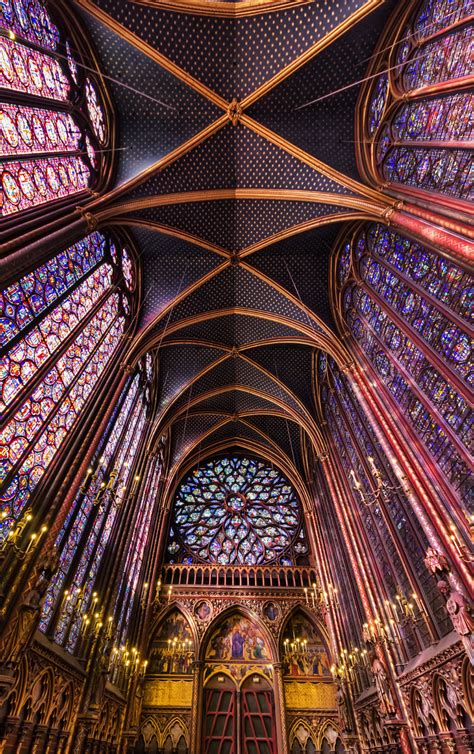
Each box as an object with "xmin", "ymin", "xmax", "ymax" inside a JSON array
[
  {"xmin": 368, "ymin": 74, "xmax": 388, "ymax": 136},
  {"xmin": 168, "ymin": 456, "xmax": 306, "ymax": 566},
  {"xmin": 340, "ymin": 224, "xmax": 472, "ymax": 508}
]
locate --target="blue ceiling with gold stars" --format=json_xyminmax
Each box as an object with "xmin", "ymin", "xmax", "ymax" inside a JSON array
[{"xmin": 76, "ymin": 0, "xmax": 395, "ymax": 480}]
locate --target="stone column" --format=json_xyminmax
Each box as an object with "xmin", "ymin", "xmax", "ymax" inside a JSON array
[
  {"xmin": 272, "ymin": 663, "xmax": 288, "ymax": 754},
  {"xmin": 189, "ymin": 660, "xmax": 204, "ymax": 754}
]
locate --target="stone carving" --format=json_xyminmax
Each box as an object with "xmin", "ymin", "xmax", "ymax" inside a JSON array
[
  {"xmin": 336, "ymin": 681, "xmax": 353, "ymax": 733},
  {"xmin": 423, "ymin": 547, "xmax": 450, "ymax": 577},
  {"xmin": 369, "ymin": 649, "xmax": 396, "ymax": 717},
  {"xmin": 0, "ymin": 549, "xmax": 59, "ymax": 668},
  {"xmin": 437, "ymin": 580, "xmax": 473, "ymax": 663}
]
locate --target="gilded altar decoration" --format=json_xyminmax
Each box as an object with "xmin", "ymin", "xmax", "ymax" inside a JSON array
[
  {"xmin": 206, "ymin": 614, "xmax": 270, "ymax": 663},
  {"xmin": 149, "ymin": 610, "xmax": 195, "ymax": 675}
]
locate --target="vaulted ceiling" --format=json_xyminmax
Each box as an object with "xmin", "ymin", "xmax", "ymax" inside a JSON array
[{"xmin": 76, "ymin": 0, "xmax": 398, "ymax": 488}]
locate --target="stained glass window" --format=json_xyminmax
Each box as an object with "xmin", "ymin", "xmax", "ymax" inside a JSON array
[
  {"xmin": 0, "ymin": 0, "xmax": 108, "ymax": 216},
  {"xmin": 113, "ymin": 355, "xmax": 157, "ymax": 643},
  {"xmin": 335, "ymin": 222, "xmax": 473, "ymax": 511},
  {"xmin": 39, "ymin": 372, "xmax": 149, "ymax": 652},
  {"xmin": 167, "ymin": 455, "xmax": 308, "ymax": 566},
  {"xmin": 361, "ymin": 0, "xmax": 473, "ymax": 202},
  {"xmin": 0, "ymin": 231, "xmax": 135, "ymax": 543},
  {"xmin": 320, "ymin": 357, "xmax": 451, "ymax": 643}
]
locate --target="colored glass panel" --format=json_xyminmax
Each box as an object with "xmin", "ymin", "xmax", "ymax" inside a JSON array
[
  {"xmin": 0, "ymin": 37, "xmax": 69, "ymax": 100},
  {"xmin": 168, "ymin": 456, "xmax": 306, "ymax": 566},
  {"xmin": 322, "ymin": 361, "xmax": 450, "ymax": 640},
  {"xmin": 85, "ymin": 78, "xmax": 106, "ymax": 143},
  {"xmin": 365, "ymin": 224, "xmax": 472, "ymax": 325},
  {"xmin": 0, "ymin": 0, "xmax": 60, "ymax": 51},
  {"xmin": 115, "ymin": 455, "xmax": 162, "ymax": 640},
  {"xmin": 403, "ymin": 26, "xmax": 473, "ymax": 91},
  {"xmin": 382, "ymin": 146, "xmax": 473, "ymax": 200},
  {"xmin": 413, "ymin": 0, "xmax": 473, "ymax": 37},
  {"xmin": 338, "ymin": 224, "xmax": 473, "ymax": 508},
  {"xmin": 0, "ymin": 295, "xmax": 123, "ymax": 535},
  {"xmin": 39, "ymin": 375, "xmax": 141, "ymax": 633},
  {"xmin": 391, "ymin": 93, "xmax": 474, "ymax": 143},
  {"xmin": 57, "ymin": 395, "xmax": 147, "ymax": 651},
  {"xmin": 121, "ymin": 247, "xmax": 134, "ymax": 291},
  {"xmin": 368, "ymin": 74, "xmax": 388, "ymax": 136},
  {"xmin": 1, "ymin": 156, "xmax": 90, "ymax": 215},
  {"xmin": 0, "ymin": 103, "xmax": 82, "ymax": 157},
  {"xmin": 0, "ymin": 232, "xmax": 106, "ymax": 349},
  {"xmin": 0, "ymin": 0, "xmax": 104, "ymax": 215},
  {"xmin": 355, "ymin": 228, "xmax": 473, "ymax": 386}
]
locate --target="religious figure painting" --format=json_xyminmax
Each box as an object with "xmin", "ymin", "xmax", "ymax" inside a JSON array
[
  {"xmin": 149, "ymin": 610, "xmax": 195, "ymax": 675},
  {"xmin": 282, "ymin": 613, "xmax": 332, "ymax": 678},
  {"xmin": 206, "ymin": 615, "xmax": 270, "ymax": 663}
]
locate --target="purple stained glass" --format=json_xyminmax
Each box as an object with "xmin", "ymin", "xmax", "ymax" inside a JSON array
[
  {"xmin": 0, "ymin": 38, "xmax": 69, "ymax": 100},
  {"xmin": 340, "ymin": 224, "xmax": 472, "ymax": 508},
  {"xmin": 0, "ymin": 232, "xmax": 106, "ymax": 348},
  {"xmin": 0, "ymin": 0, "xmax": 60, "ymax": 50},
  {"xmin": 168, "ymin": 456, "xmax": 306, "ymax": 566},
  {"xmin": 368, "ymin": 74, "xmax": 388, "ymax": 136},
  {"xmin": 121, "ymin": 247, "xmax": 134, "ymax": 291},
  {"xmin": 1, "ymin": 156, "xmax": 91, "ymax": 216},
  {"xmin": 85, "ymin": 78, "xmax": 106, "ymax": 143},
  {"xmin": 383, "ymin": 146, "xmax": 473, "ymax": 201},
  {"xmin": 39, "ymin": 376, "xmax": 142, "ymax": 634},
  {"xmin": 0, "ymin": 103, "xmax": 82, "ymax": 157}
]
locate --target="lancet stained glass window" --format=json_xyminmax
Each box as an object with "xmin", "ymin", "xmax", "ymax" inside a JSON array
[
  {"xmin": 361, "ymin": 0, "xmax": 473, "ymax": 202},
  {"xmin": 335, "ymin": 222, "xmax": 473, "ymax": 511},
  {"xmin": 0, "ymin": 0, "xmax": 108, "ymax": 216},
  {"xmin": 0, "ymin": 231, "xmax": 134, "ymax": 543},
  {"xmin": 319, "ymin": 356, "xmax": 450, "ymax": 641},
  {"xmin": 39, "ymin": 370, "xmax": 149, "ymax": 653},
  {"xmin": 167, "ymin": 456, "xmax": 308, "ymax": 566}
]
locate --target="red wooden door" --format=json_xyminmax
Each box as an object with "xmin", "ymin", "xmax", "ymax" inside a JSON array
[
  {"xmin": 241, "ymin": 677, "xmax": 277, "ymax": 754},
  {"xmin": 203, "ymin": 677, "xmax": 237, "ymax": 754}
]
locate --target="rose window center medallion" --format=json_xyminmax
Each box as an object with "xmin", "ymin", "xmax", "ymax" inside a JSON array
[
  {"xmin": 225, "ymin": 491, "xmax": 247, "ymax": 513},
  {"xmin": 167, "ymin": 455, "xmax": 308, "ymax": 566}
]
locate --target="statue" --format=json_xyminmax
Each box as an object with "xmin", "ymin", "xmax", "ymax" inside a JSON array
[
  {"xmin": 128, "ymin": 675, "xmax": 144, "ymax": 729},
  {"xmin": 369, "ymin": 649, "xmax": 396, "ymax": 717},
  {"xmin": 89, "ymin": 631, "xmax": 112, "ymax": 709},
  {"xmin": 336, "ymin": 681, "xmax": 353, "ymax": 733},
  {"xmin": 0, "ymin": 549, "xmax": 59, "ymax": 668},
  {"xmin": 437, "ymin": 579, "xmax": 474, "ymax": 663},
  {"xmin": 423, "ymin": 547, "xmax": 450, "ymax": 578}
]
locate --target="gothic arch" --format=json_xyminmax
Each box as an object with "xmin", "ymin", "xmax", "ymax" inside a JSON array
[{"xmin": 200, "ymin": 605, "xmax": 278, "ymax": 665}]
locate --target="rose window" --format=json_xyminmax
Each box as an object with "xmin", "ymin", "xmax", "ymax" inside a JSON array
[{"xmin": 167, "ymin": 456, "xmax": 308, "ymax": 566}]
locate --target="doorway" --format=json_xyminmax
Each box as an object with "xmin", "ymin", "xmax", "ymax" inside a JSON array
[{"xmin": 203, "ymin": 674, "xmax": 277, "ymax": 754}]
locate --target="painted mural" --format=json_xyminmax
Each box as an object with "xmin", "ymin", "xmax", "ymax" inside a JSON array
[
  {"xmin": 149, "ymin": 610, "xmax": 195, "ymax": 675},
  {"xmin": 206, "ymin": 615, "xmax": 270, "ymax": 663},
  {"xmin": 282, "ymin": 612, "xmax": 332, "ymax": 678}
]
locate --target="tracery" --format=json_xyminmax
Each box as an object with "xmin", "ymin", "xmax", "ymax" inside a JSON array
[
  {"xmin": 0, "ymin": 0, "xmax": 108, "ymax": 216},
  {"xmin": 334, "ymin": 222, "xmax": 473, "ymax": 512},
  {"xmin": 318, "ymin": 355, "xmax": 449, "ymax": 655},
  {"xmin": 360, "ymin": 0, "xmax": 473, "ymax": 203},
  {"xmin": 40, "ymin": 356, "xmax": 152, "ymax": 651},
  {"xmin": 0, "ymin": 231, "xmax": 135, "ymax": 542},
  {"xmin": 167, "ymin": 455, "xmax": 308, "ymax": 566}
]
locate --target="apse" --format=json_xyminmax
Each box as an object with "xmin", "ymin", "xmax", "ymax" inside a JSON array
[{"xmin": 0, "ymin": 0, "xmax": 472, "ymax": 752}]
